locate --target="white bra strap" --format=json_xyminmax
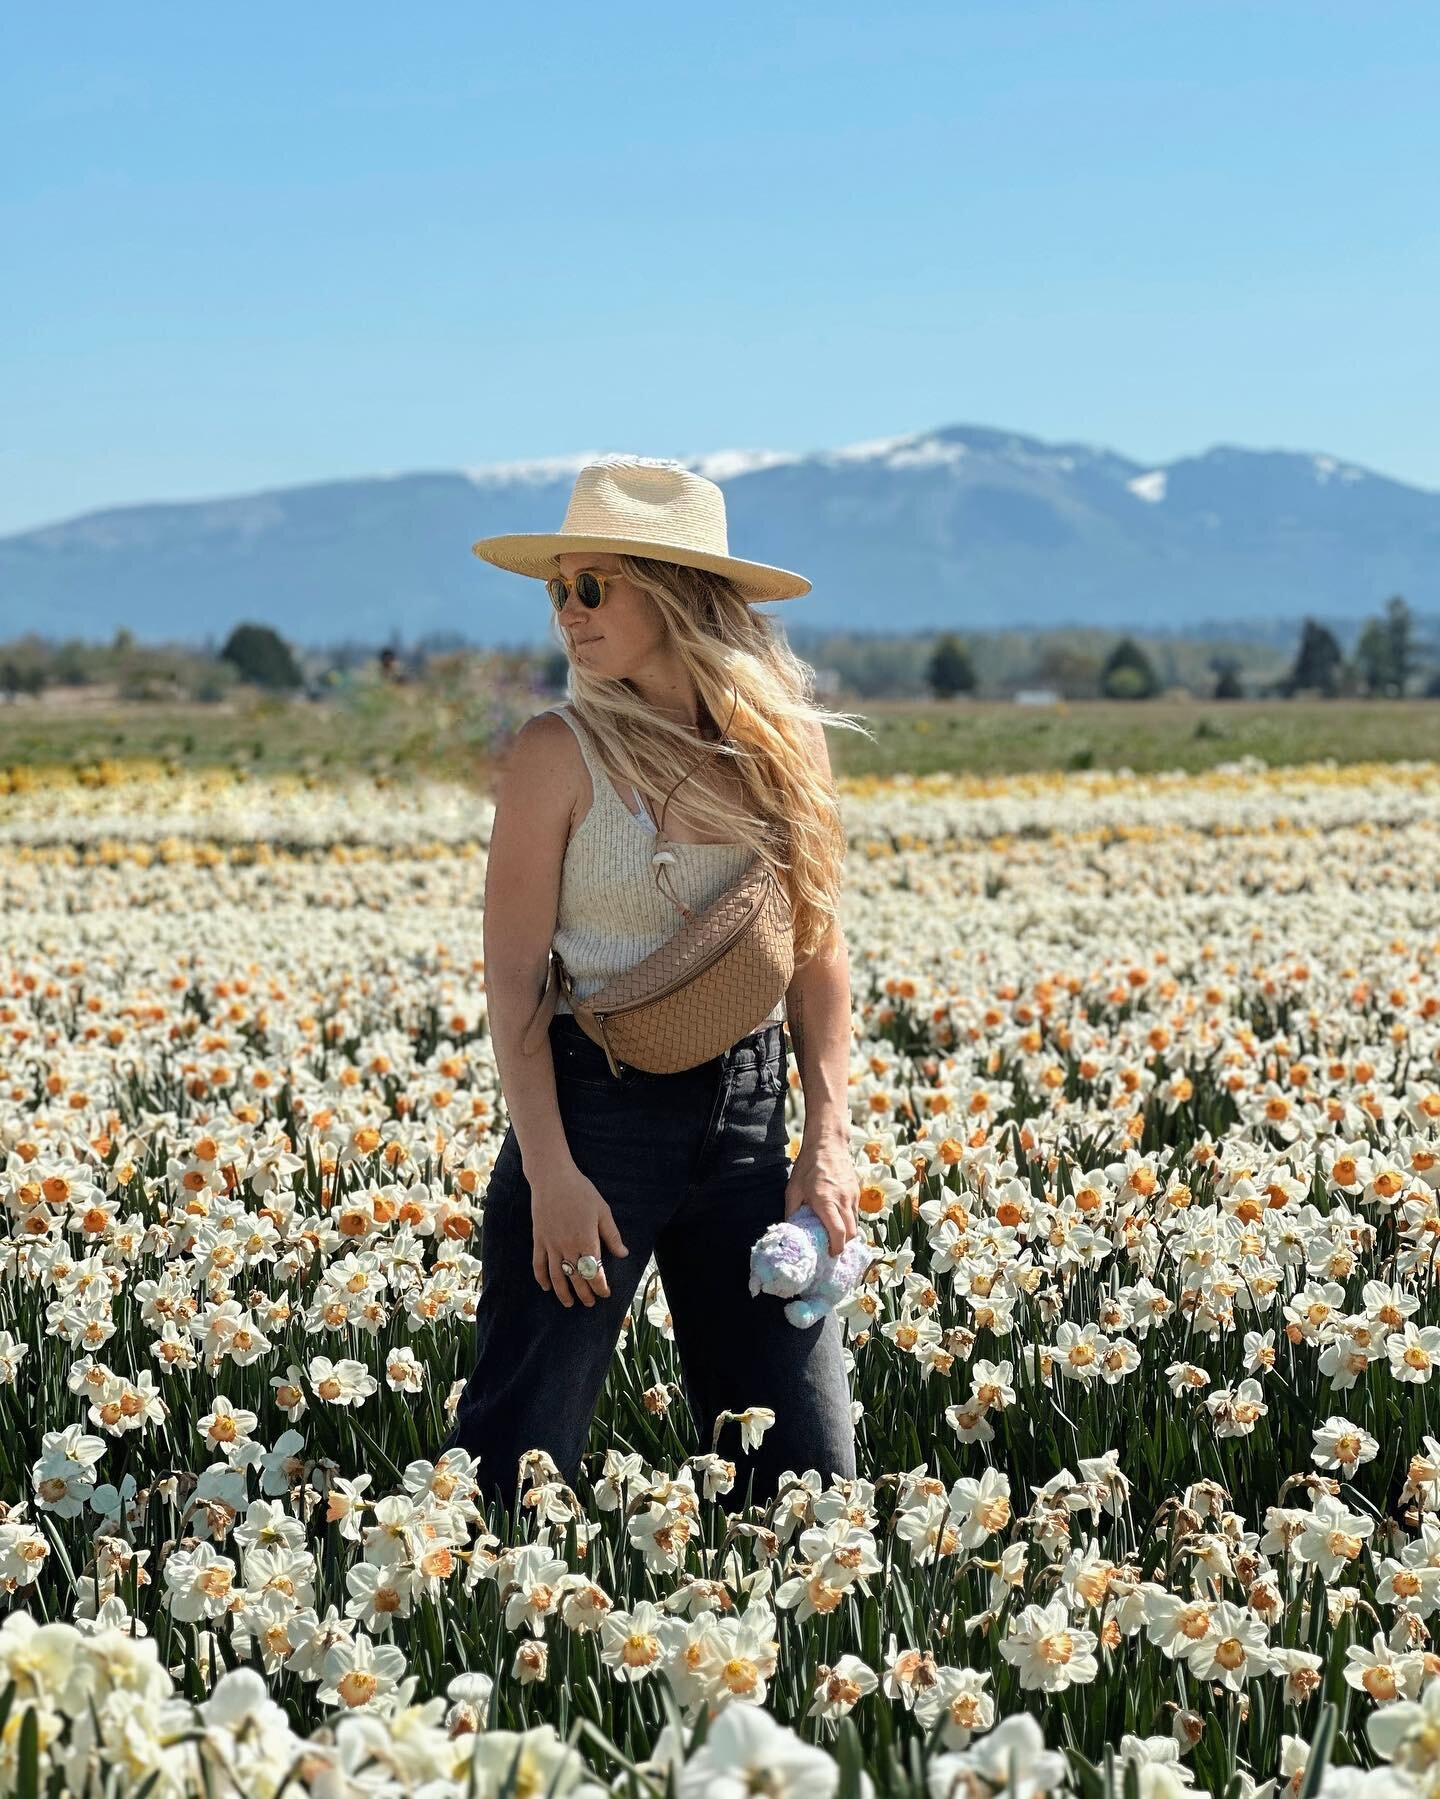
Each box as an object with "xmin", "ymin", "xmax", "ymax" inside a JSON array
[{"xmin": 553, "ymin": 705, "xmax": 655, "ymax": 826}]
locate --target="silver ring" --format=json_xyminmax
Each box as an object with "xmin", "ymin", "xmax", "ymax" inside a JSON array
[
  {"xmin": 576, "ymin": 1254, "xmax": 602, "ymax": 1280},
  {"xmin": 559, "ymin": 1259, "xmax": 576, "ymax": 1277}
]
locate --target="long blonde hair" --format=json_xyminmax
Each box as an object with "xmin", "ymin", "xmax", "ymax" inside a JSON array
[{"xmin": 557, "ymin": 554, "xmax": 872, "ymax": 966}]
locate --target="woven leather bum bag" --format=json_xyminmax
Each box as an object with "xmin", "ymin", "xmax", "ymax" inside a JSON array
[{"xmin": 520, "ymin": 859, "xmax": 795, "ymax": 1077}]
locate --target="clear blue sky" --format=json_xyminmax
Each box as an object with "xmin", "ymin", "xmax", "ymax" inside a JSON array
[{"xmin": 5, "ymin": 1, "xmax": 1436, "ymax": 536}]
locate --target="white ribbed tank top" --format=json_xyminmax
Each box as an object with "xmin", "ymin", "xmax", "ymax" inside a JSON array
[{"xmin": 546, "ymin": 705, "xmax": 786, "ymax": 1027}]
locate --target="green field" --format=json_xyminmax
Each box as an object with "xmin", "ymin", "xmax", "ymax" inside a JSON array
[
  {"xmin": 829, "ymin": 695, "xmax": 1440, "ymax": 776},
  {"xmin": 4, "ymin": 690, "xmax": 1439, "ymax": 783}
]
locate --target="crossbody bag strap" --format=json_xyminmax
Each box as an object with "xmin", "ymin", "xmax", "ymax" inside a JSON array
[
  {"xmin": 520, "ymin": 949, "xmax": 574, "ymax": 1055},
  {"xmin": 651, "ymin": 685, "xmax": 742, "ymax": 920}
]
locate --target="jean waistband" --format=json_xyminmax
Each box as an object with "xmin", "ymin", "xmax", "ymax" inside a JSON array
[{"xmin": 548, "ymin": 1010, "xmax": 783, "ymax": 1072}]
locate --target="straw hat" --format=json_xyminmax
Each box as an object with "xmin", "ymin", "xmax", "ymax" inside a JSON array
[{"xmin": 470, "ymin": 454, "xmax": 811, "ymax": 603}]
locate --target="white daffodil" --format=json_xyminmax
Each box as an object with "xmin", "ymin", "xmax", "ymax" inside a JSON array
[
  {"xmin": 306, "ymin": 1355, "xmax": 378, "ymax": 1407},
  {"xmin": 31, "ymin": 1425, "xmax": 107, "ymax": 1520},
  {"xmin": 699, "ymin": 1598, "xmax": 781, "ymax": 1707},
  {"xmin": 591, "ymin": 1447, "xmax": 648, "ymax": 1512},
  {"xmin": 807, "ymin": 1653, "xmax": 879, "ymax": 1724},
  {"xmin": 1369, "ymin": 1670, "xmax": 1440, "ymax": 1775},
  {"xmin": 467, "ymin": 1724, "xmax": 601, "ymax": 1796},
  {"xmin": 1311, "ymin": 1414, "xmax": 1380, "ymax": 1472},
  {"xmin": 317, "ymin": 1629, "xmax": 408, "ymax": 1710},
  {"xmin": 1292, "ymin": 1492, "xmax": 1375, "ymax": 1581},
  {"xmin": 344, "ymin": 1558, "xmax": 418, "ymax": 1634},
  {"xmin": 598, "ymin": 1599, "xmax": 675, "ymax": 1683},
  {"xmin": 731, "ymin": 1407, "xmax": 776, "ymax": 1453},
  {"xmin": 944, "ymin": 1467, "xmax": 1012, "ymax": 1549},
  {"xmin": 628, "ymin": 1499, "xmax": 700, "ymax": 1575},
  {"xmin": 1343, "ymin": 1629, "xmax": 1426, "ymax": 1705},
  {"xmin": 676, "ymin": 1700, "xmax": 845, "ymax": 1799},
  {"xmin": 913, "ymin": 1665, "xmax": 994, "ymax": 1748},
  {"xmin": 501, "ymin": 1543, "xmax": 568, "ymax": 1638},
  {"xmin": 928, "ymin": 1713, "xmax": 1068, "ymax": 1799},
  {"xmin": 196, "ymin": 1393, "xmax": 258, "ymax": 1451},
  {"xmin": 162, "ymin": 1542, "xmax": 240, "ymax": 1624},
  {"xmin": 1182, "ymin": 1599, "xmax": 1273, "ymax": 1691},
  {"xmin": 1388, "ymin": 1322, "xmax": 1440, "ymax": 1384},
  {"xmin": 321, "ymin": 1471, "xmax": 372, "ymax": 1541},
  {"xmin": 510, "ymin": 1637, "xmax": 549, "ymax": 1685},
  {"xmin": 999, "ymin": 1600, "xmax": 1100, "ymax": 1692}
]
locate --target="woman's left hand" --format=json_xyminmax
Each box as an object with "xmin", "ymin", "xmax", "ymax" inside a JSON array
[{"xmin": 784, "ymin": 1129, "xmax": 858, "ymax": 1256}]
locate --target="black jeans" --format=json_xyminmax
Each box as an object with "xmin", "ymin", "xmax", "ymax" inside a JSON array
[{"xmin": 441, "ymin": 1012, "xmax": 857, "ymax": 1514}]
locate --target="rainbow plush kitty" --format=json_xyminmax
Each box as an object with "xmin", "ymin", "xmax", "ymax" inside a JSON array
[{"xmin": 748, "ymin": 1203, "xmax": 873, "ymax": 1328}]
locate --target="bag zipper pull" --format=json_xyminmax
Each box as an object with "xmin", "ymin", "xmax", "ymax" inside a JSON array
[{"xmin": 592, "ymin": 1013, "xmax": 623, "ymax": 1079}]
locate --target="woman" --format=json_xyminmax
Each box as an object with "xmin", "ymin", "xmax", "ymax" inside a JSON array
[{"xmin": 442, "ymin": 455, "xmax": 865, "ymax": 1517}]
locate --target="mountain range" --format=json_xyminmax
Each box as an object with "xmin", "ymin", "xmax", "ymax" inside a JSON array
[{"xmin": 2, "ymin": 424, "xmax": 1436, "ymax": 646}]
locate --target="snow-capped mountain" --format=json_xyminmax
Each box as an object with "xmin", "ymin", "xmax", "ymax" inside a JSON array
[{"xmin": 2, "ymin": 424, "xmax": 1435, "ymax": 644}]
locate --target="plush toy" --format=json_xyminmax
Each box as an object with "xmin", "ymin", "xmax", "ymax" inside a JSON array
[{"xmin": 748, "ymin": 1202, "xmax": 873, "ymax": 1328}]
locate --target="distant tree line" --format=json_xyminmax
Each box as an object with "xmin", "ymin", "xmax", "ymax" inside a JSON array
[
  {"xmin": 1283, "ymin": 598, "xmax": 1430, "ymax": 698},
  {"xmin": 915, "ymin": 596, "xmax": 1435, "ymax": 702},
  {"xmin": 0, "ymin": 622, "xmax": 368, "ymax": 703},
  {"xmin": 2, "ymin": 598, "xmax": 1438, "ymax": 708}
]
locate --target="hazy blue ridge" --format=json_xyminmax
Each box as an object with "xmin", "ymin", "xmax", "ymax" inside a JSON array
[{"xmin": 2, "ymin": 425, "xmax": 1436, "ymax": 646}]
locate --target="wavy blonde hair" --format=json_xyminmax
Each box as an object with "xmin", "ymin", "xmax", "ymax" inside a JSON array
[{"xmin": 555, "ymin": 554, "xmax": 872, "ymax": 966}]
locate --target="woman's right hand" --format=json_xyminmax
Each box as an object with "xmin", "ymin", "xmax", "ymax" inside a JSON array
[{"xmin": 529, "ymin": 1161, "xmax": 630, "ymax": 1307}]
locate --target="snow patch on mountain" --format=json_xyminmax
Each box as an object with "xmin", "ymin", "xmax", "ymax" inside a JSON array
[
  {"xmin": 463, "ymin": 452, "xmax": 611, "ymax": 488},
  {"xmin": 1127, "ymin": 471, "xmax": 1168, "ymax": 503},
  {"xmin": 885, "ymin": 437, "xmax": 972, "ymax": 471},
  {"xmin": 460, "ymin": 428, "xmax": 1136, "ymax": 489},
  {"xmin": 818, "ymin": 431, "xmax": 977, "ymax": 471},
  {"xmin": 822, "ymin": 433, "xmax": 921, "ymax": 466},
  {"xmin": 688, "ymin": 449, "xmax": 804, "ymax": 481},
  {"xmin": 1313, "ymin": 455, "xmax": 1366, "ymax": 486}
]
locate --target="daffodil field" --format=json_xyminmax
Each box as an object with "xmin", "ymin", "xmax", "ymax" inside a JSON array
[{"xmin": 6, "ymin": 757, "xmax": 1440, "ymax": 1795}]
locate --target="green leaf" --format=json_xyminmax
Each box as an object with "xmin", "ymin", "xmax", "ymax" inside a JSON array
[
  {"xmin": 655, "ymin": 1668, "xmax": 687, "ymax": 1762},
  {"xmin": 835, "ymin": 1718, "xmax": 865, "ymax": 1799},
  {"xmin": 907, "ymin": 1727, "xmax": 926, "ymax": 1797},
  {"xmin": 486, "ymin": 1665, "xmax": 503, "ymax": 1733},
  {"xmin": 1065, "ymin": 1748, "xmax": 1107, "ymax": 1799},
  {"xmin": 571, "ymin": 1718, "xmax": 666, "ymax": 1796},
  {"xmin": 891, "ymin": 1574, "xmax": 919, "ymax": 1649},
  {"xmin": 15, "ymin": 1705, "xmax": 39, "ymax": 1799},
  {"xmin": 498, "ymin": 1739, "xmax": 526, "ymax": 1799},
  {"xmin": 1297, "ymin": 1702, "xmax": 1338, "ymax": 1799}
]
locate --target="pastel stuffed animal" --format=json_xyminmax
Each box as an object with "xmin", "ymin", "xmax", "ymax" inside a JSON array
[{"xmin": 748, "ymin": 1202, "xmax": 873, "ymax": 1328}]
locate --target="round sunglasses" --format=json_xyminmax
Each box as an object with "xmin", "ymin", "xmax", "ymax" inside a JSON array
[{"xmin": 547, "ymin": 569, "xmax": 616, "ymax": 614}]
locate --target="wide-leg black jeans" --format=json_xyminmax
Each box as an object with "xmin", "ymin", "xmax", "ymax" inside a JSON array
[{"xmin": 441, "ymin": 1012, "xmax": 857, "ymax": 1514}]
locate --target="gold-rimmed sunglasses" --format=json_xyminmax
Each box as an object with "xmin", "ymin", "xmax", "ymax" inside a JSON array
[{"xmin": 547, "ymin": 569, "xmax": 616, "ymax": 614}]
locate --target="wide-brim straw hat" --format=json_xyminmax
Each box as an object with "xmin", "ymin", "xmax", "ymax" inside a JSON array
[{"xmin": 470, "ymin": 454, "xmax": 811, "ymax": 603}]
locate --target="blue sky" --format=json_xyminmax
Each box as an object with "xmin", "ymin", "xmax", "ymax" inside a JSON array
[{"xmin": 4, "ymin": 1, "xmax": 1436, "ymax": 535}]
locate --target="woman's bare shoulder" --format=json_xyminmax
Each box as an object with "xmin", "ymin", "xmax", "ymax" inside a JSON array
[{"xmin": 496, "ymin": 710, "xmax": 586, "ymax": 818}]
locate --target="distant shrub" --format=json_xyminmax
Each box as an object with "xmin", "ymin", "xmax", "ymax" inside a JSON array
[
  {"xmin": 220, "ymin": 623, "xmax": 303, "ymax": 691},
  {"xmin": 1100, "ymin": 638, "xmax": 1159, "ymax": 701},
  {"xmin": 1103, "ymin": 664, "xmax": 1151, "ymax": 701},
  {"xmin": 926, "ymin": 634, "xmax": 977, "ymax": 699}
]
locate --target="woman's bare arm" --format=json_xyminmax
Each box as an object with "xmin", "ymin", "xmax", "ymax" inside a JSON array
[
  {"xmin": 482, "ymin": 713, "xmax": 582, "ymax": 1183},
  {"xmin": 781, "ymin": 719, "xmax": 858, "ymax": 1254},
  {"xmin": 480, "ymin": 712, "xmax": 631, "ymax": 1308}
]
